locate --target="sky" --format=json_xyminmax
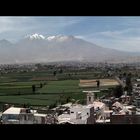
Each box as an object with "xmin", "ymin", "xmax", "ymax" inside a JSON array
[{"xmin": 0, "ymin": 16, "xmax": 140, "ymax": 52}]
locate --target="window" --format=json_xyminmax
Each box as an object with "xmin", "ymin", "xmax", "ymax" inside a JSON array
[
  {"xmin": 8, "ymin": 115, "xmax": 18, "ymax": 120},
  {"xmin": 71, "ymin": 112, "xmax": 74, "ymax": 113}
]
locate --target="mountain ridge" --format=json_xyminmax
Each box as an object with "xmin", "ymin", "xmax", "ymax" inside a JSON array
[{"xmin": 0, "ymin": 34, "xmax": 139, "ymax": 64}]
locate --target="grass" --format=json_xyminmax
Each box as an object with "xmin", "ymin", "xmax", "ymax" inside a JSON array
[
  {"xmin": 0, "ymin": 93, "xmax": 87, "ymax": 106},
  {"xmin": 0, "ymin": 81, "xmax": 43, "ymax": 96},
  {"xmin": 38, "ymin": 80, "xmax": 90, "ymax": 94},
  {"xmin": 0, "ymin": 79, "xmax": 95, "ymax": 106},
  {"xmin": 0, "ymin": 94, "xmax": 58, "ymax": 106},
  {"xmin": 0, "ymin": 71, "xmax": 116, "ymax": 110}
]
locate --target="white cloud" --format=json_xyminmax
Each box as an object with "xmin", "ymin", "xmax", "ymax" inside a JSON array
[
  {"xmin": 99, "ymin": 30, "xmax": 122, "ymax": 37},
  {"xmin": 87, "ymin": 36, "xmax": 140, "ymax": 52},
  {"xmin": 77, "ymin": 27, "xmax": 140, "ymax": 52},
  {"xmin": 75, "ymin": 35, "xmax": 85, "ymax": 39},
  {"xmin": 0, "ymin": 16, "xmax": 82, "ymax": 41}
]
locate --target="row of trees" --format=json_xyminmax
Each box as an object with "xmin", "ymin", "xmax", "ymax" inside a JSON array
[
  {"xmin": 53, "ymin": 69, "xmax": 63, "ymax": 76},
  {"xmin": 114, "ymin": 72, "xmax": 133, "ymax": 98},
  {"xmin": 32, "ymin": 82, "xmax": 47, "ymax": 93},
  {"xmin": 125, "ymin": 73, "xmax": 133, "ymax": 95}
]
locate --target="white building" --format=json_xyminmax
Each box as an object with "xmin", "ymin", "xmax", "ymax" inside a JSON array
[
  {"xmin": 86, "ymin": 91, "xmax": 105, "ymax": 117},
  {"xmin": 57, "ymin": 104, "xmax": 95, "ymax": 124},
  {"xmin": 2, "ymin": 107, "xmax": 47, "ymax": 124},
  {"xmin": 2, "ymin": 107, "xmax": 34, "ymax": 124},
  {"xmin": 57, "ymin": 90, "xmax": 108, "ymax": 124}
]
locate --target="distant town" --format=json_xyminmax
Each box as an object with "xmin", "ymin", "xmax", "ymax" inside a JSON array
[{"xmin": 0, "ymin": 61, "xmax": 140, "ymax": 124}]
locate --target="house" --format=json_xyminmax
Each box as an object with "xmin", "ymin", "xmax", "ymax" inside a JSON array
[
  {"xmin": 2, "ymin": 107, "xmax": 34, "ymax": 124},
  {"xmin": 57, "ymin": 104, "xmax": 95, "ymax": 124},
  {"xmin": 1, "ymin": 106, "xmax": 49, "ymax": 124}
]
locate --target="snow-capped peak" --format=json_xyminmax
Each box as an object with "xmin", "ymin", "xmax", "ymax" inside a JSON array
[
  {"xmin": 25, "ymin": 33, "xmax": 45, "ymax": 40},
  {"xmin": 25, "ymin": 34, "xmax": 75, "ymax": 41},
  {"xmin": 47, "ymin": 35, "xmax": 74, "ymax": 42},
  {"xmin": 47, "ymin": 36, "xmax": 56, "ymax": 41}
]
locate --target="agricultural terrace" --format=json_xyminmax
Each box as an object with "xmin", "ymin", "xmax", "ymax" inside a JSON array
[{"xmin": 0, "ymin": 69, "xmax": 118, "ymax": 110}]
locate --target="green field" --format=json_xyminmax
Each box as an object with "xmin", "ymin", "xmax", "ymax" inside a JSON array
[
  {"xmin": 0, "ymin": 70, "xmax": 116, "ymax": 110},
  {"xmin": 0, "ymin": 81, "xmax": 41, "ymax": 96},
  {"xmin": 0, "ymin": 80, "xmax": 90, "ymax": 107}
]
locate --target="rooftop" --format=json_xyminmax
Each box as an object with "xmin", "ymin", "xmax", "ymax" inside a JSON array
[
  {"xmin": 3, "ymin": 107, "xmax": 22, "ymax": 115},
  {"xmin": 112, "ymin": 101, "xmax": 123, "ymax": 109}
]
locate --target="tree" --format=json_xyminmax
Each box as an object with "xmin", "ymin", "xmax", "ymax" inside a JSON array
[
  {"xmin": 59, "ymin": 69, "xmax": 63, "ymax": 74},
  {"xmin": 94, "ymin": 93, "xmax": 97, "ymax": 99},
  {"xmin": 32, "ymin": 85, "xmax": 36, "ymax": 93},
  {"xmin": 23, "ymin": 103, "xmax": 26, "ymax": 108},
  {"xmin": 125, "ymin": 73, "xmax": 133, "ymax": 95},
  {"xmin": 40, "ymin": 83, "xmax": 43, "ymax": 88},
  {"xmin": 53, "ymin": 71, "xmax": 56, "ymax": 76},
  {"xmin": 49, "ymin": 103, "xmax": 57, "ymax": 109},
  {"xmin": 126, "ymin": 73, "xmax": 132, "ymax": 82},
  {"xmin": 123, "ymin": 72, "xmax": 126, "ymax": 78},
  {"xmin": 96, "ymin": 80, "xmax": 100, "ymax": 88},
  {"xmin": 113, "ymin": 85, "xmax": 123, "ymax": 98},
  {"xmin": 68, "ymin": 73, "xmax": 71, "ymax": 79},
  {"xmin": 66, "ymin": 96, "xmax": 71, "ymax": 103}
]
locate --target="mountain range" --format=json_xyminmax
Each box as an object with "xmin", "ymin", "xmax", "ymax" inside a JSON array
[{"xmin": 0, "ymin": 33, "xmax": 140, "ymax": 64}]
